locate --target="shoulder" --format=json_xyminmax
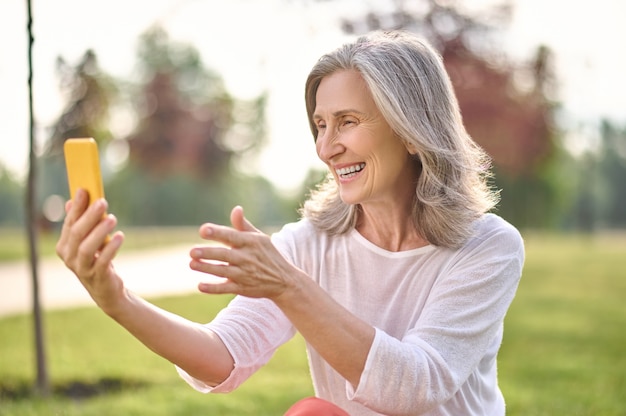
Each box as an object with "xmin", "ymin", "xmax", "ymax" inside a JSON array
[
  {"xmin": 461, "ymin": 213, "xmax": 525, "ymax": 260},
  {"xmin": 271, "ymin": 219, "xmax": 327, "ymax": 260},
  {"xmin": 271, "ymin": 218, "xmax": 319, "ymax": 243},
  {"xmin": 475, "ymin": 213, "xmax": 521, "ymax": 241}
]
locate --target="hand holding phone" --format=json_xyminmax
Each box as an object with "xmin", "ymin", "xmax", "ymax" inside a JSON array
[{"xmin": 63, "ymin": 138, "xmax": 110, "ymax": 243}]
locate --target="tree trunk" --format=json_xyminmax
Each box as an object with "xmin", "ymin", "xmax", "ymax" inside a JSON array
[{"xmin": 26, "ymin": 0, "xmax": 50, "ymax": 396}]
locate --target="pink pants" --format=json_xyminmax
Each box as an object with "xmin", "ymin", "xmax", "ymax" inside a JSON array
[{"xmin": 284, "ymin": 397, "xmax": 350, "ymax": 415}]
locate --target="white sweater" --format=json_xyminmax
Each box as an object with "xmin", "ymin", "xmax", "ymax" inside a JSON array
[{"xmin": 177, "ymin": 213, "xmax": 524, "ymax": 415}]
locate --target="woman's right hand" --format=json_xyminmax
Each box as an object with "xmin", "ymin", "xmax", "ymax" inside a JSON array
[
  {"xmin": 55, "ymin": 190, "xmax": 235, "ymax": 384},
  {"xmin": 56, "ymin": 188, "xmax": 126, "ymax": 313}
]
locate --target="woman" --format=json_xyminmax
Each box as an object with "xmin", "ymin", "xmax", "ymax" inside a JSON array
[{"xmin": 57, "ymin": 30, "xmax": 524, "ymax": 415}]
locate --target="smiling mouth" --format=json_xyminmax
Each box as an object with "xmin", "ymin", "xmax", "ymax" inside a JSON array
[{"xmin": 336, "ymin": 163, "xmax": 365, "ymax": 179}]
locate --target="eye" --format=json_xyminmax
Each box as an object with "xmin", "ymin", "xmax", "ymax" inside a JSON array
[
  {"xmin": 314, "ymin": 122, "xmax": 326, "ymax": 142},
  {"xmin": 316, "ymin": 121, "xmax": 327, "ymax": 136},
  {"xmin": 339, "ymin": 117, "xmax": 357, "ymax": 130}
]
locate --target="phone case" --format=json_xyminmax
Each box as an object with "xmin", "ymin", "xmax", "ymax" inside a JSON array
[
  {"xmin": 63, "ymin": 138, "xmax": 105, "ymax": 204},
  {"xmin": 63, "ymin": 138, "xmax": 110, "ymax": 243}
]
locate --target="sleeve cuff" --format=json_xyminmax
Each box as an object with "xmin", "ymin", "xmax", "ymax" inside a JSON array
[
  {"xmin": 175, "ymin": 363, "xmax": 247, "ymax": 394},
  {"xmin": 346, "ymin": 327, "xmax": 382, "ymax": 401}
]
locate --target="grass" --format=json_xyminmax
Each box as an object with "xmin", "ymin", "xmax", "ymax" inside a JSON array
[
  {"xmin": 1, "ymin": 230, "xmax": 625, "ymax": 415},
  {"xmin": 498, "ymin": 232, "xmax": 626, "ymax": 416},
  {"xmin": 0, "ymin": 295, "xmax": 313, "ymax": 415}
]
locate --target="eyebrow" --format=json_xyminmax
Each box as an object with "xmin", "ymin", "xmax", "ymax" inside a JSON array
[{"xmin": 313, "ymin": 109, "xmax": 366, "ymax": 120}]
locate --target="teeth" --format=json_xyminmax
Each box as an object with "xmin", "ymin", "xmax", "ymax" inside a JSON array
[{"xmin": 336, "ymin": 163, "xmax": 365, "ymax": 177}]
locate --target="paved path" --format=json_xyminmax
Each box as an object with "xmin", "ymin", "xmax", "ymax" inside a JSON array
[{"xmin": 0, "ymin": 245, "xmax": 204, "ymax": 317}]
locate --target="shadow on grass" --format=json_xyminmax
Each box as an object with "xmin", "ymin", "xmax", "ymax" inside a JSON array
[{"xmin": 0, "ymin": 377, "xmax": 149, "ymax": 401}]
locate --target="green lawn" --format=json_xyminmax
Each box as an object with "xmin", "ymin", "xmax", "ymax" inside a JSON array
[
  {"xmin": 0, "ymin": 231, "xmax": 625, "ymax": 415},
  {"xmin": 0, "ymin": 295, "xmax": 313, "ymax": 415},
  {"xmin": 499, "ymin": 232, "xmax": 626, "ymax": 416}
]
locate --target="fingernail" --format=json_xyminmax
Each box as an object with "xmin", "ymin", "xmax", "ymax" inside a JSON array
[{"xmin": 95, "ymin": 199, "xmax": 108, "ymax": 210}]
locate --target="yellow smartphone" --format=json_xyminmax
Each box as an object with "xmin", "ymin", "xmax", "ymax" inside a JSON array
[{"xmin": 63, "ymin": 138, "xmax": 110, "ymax": 242}]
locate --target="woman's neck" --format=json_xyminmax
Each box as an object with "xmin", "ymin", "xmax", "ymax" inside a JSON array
[{"xmin": 355, "ymin": 204, "xmax": 429, "ymax": 252}]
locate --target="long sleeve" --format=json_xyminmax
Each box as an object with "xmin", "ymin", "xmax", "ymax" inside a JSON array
[
  {"xmin": 178, "ymin": 214, "xmax": 523, "ymax": 416},
  {"xmin": 177, "ymin": 296, "xmax": 296, "ymax": 393},
  {"xmin": 274, "ymin": 214, "xmax": 523, "ymax": 415},
  {"xmin": 349, "ymin": 219, "xmax": 523, "ymax": 415}
]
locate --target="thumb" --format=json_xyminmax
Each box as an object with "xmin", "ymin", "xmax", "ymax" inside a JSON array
[{"xmin": 230, "ymin": 205, "xmax": 260, "ymax": 233}]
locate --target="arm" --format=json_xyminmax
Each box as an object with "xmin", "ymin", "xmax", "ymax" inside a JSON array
[
  {"xmin": 56, "ymin": 189, "xmax": 234, "ymax": 386},
  {"xmin": 190, "ymin": 206, "xmax": 375, "ymax": 388},
  {"xmin": 273, "ymin": 273, "xmax": 375, "ymax": 387},
  {"xmin": 191, "ymin": 209, "xmax": 523, "ymax": 415},
  {"xmin": 350, "ymin": 220, "xmax": 524, "ymax": 414}
]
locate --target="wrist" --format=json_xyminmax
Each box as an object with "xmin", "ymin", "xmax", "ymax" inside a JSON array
[
  {"xmin": 271, "ymin": 269, "xmax": 315, "ymax": 310},
  {"xmin": 99, "ymin": 286, "xmax": 133, "ymax": 319}
]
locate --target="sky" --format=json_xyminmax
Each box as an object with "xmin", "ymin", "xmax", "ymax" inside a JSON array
[{"xmin": 1, "ymin": 0, "xmax": 625, "ymax": 193}]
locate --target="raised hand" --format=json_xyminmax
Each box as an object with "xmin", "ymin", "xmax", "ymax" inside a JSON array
[
  {"xmin": 55, "ymin": 188, "xmax": 126, "ymax": 312},
  {"xmin": 189, "ymin": 206, "xmax": 297, "ymax": 300}
]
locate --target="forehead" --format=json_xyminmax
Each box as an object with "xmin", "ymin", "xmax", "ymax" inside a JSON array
[{"xmin": 314, "ymin": 70, "xmax": 375, "ymax": 117}]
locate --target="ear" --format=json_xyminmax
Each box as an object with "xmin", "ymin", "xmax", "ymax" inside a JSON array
[{"xmin": 403, "ymin": 139, "xmax": 419, "ymax": 155}]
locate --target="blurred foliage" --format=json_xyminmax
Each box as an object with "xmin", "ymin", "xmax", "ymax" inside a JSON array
[
  {"xmin": 334, "ymin": 0, "xmax": 559, "ymax": 229},
  {"xmin": 563, "ymin": 121, "xmax": 626, "ymax": 231},
  {"xmin": 125, "ymin": 27, "xmax": 266, "ymax": 178},
  {"xmin": 35, "ymin": 50, "xmax": 118, "ymax": 230},
  {"xmin": 45, "ymin": 49, "xmax": 118, "ymax": 156},
  {"xmin": 2, "ymin": 2, "xmax": 625, "ymax": 233},
  {"xmin": 0, "ymin": 165, "xmax": 23, "ymax": 226},
  {"xmin": 597, "ymin": 121, "xmax": 626, "ymax": 227},
  {"xmin": 26, "ymin": 26, "xmax": 295, "ymax": 230},
  {"xmin": 106, "ymin": 165, "xmax": 298, "ymax": 228}
]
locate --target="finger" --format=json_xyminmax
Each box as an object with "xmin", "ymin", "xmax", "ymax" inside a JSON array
[
  {"xmin": 57, "ymin": 189, "xmax": 91, "ymax": 258},
  {"xmin": 189, "ymin": 245, "xmax": 255, "ymax": 285},
  {"xmin": 93, "ymin": 230, "xmax": 125, "ymax": 267},
  {"xmin": 189, "ymin": 250, "xmax": 234, "ymax": 277},
  {"xmin": 198, "ymin": 280, "xmax": 240, "ymax": 295},
  {"xmin": 189, "ymin": 258, "xmax": 231, "ymax": 278},
  {"xmin": 63, "ymin": 188, "xmax": 89, "ymax": 227},
  {"xmin": 68, "ymin": 198, "xmax": 109, "ymax": 249},
  {"xmin": 199, "ymin": 223, "xmax": 248, "ymax": 248},
  {"xmin": 190, "ymin": 245, "xmax": 233, "ymax": 262},
  {"xmin": 230, "ymin": 206, "xmax": 260, "ymax": 233},
  {"xmin": 74, "ymin": 211, "xmax": 116, "ymax": 271}
]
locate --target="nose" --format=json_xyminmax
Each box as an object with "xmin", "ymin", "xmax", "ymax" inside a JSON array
[{"xmin": 316, "ymin": 129, "xmax": 344, "ymax": 163}]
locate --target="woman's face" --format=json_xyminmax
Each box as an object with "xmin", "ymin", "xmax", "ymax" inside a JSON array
[{"xmin": 313, "ymin": 69, "xmax": 419, "ymax": 207}]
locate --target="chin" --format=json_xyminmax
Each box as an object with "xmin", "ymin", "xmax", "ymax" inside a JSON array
[{"xmin": 338, "ymin": 190, "xmax": 361, "ymax": 206}]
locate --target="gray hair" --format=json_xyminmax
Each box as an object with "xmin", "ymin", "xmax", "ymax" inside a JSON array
[{"xmin": 301, "ymin": 30, "xmax": 499, "ymax": 248}]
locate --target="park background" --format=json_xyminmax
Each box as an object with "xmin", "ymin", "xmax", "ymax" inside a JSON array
[{"xmin": 1, "ymin": 0, "xmax": 625, "ymax": 415}]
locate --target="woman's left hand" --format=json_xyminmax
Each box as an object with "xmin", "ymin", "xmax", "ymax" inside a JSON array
[{"xmin": 189, "ymin": 206, "xmax": 296, "ymax": 300}]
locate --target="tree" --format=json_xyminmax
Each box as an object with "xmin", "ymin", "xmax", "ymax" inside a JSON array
[
  {"xmin": 108, "ymin": 27, "xmax": 276, "ymax": 226},
  {"xmin": 597, "ymin": 121, "xmax": 626, "ymax": 227},
  {"xmin": 45, "ymin": 50, "xmax": 116, "ymax": 156},
  {"xmin": 334, "ymin": 0, "xmax": 561, "ymax": 228},
  {"xmin": 567, "ymin": 151, "xmax": 599, "ymax": 231},
  {"xmin": 23, "ymin": 2, "xmax": 117, "ymax": 395},
  {"xmin": 37, "ymin": 50, "xmax": 117, "ymax": 229},
  {"xmin": 25, "ymin": 0, "xmax": 49, "ymax": 396},
  {"xmin": 570, "ymin": 120, "xmax": 626, "ymax": 230},
  {"xmin": 124, "ymin": 27, "xmax": 266, "ymax": 179},
  {"xmin": 0, "ymin": 165, "xmax": 23, "ymax": 226}
]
